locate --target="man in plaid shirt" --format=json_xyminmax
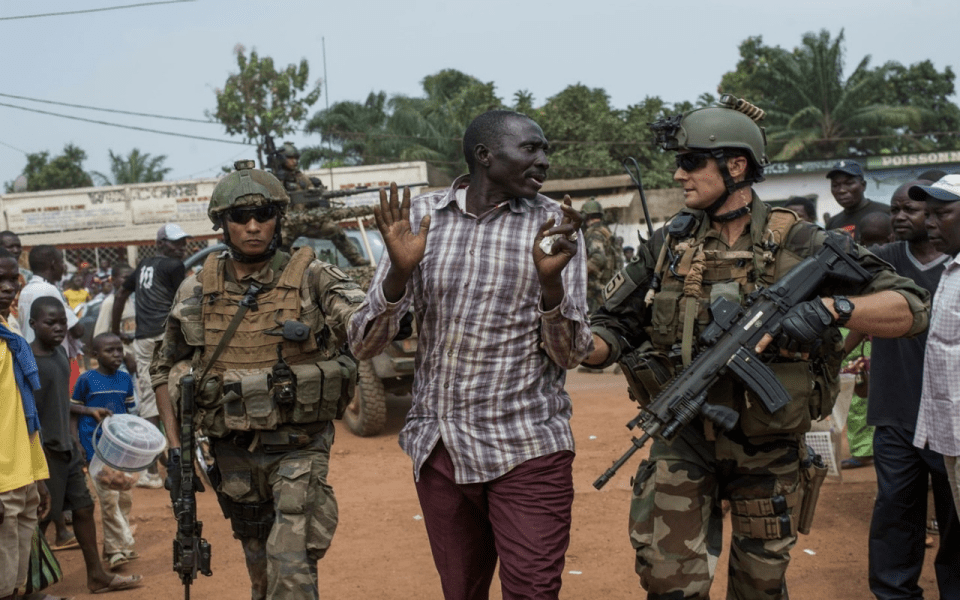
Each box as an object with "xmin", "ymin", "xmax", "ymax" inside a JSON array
[
  {"xmin": 349, "ymin": 109, "xmax": 593, "ymax": 600},
  {"xmin": 913, "ymin": 174, "xmax": 960, "ymax": 516}
]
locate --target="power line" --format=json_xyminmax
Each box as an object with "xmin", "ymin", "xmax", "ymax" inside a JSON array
[
  {"xmin": 0, "ymin": 140, "xmax": 28, "ymax": 155},
  {"xmin": 0, "ymin": 93, "xmax": 215, "ymax": 124},
  {"xmin": 0, "ymin": 0, "xmax": 194, "ymax": 20},
  {"xmin": 0, "ymin": 101, "xmax": 250, "ymax": 146}
]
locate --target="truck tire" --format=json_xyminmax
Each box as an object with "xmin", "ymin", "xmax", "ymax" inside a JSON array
[{"xmin": 344, "ymin": 359, "xmax": 387, "ymax": 437}]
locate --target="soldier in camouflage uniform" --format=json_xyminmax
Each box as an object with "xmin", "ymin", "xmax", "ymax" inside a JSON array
[
  {"xmin": 281, "ymin": 204, "xmax": 372, "ymax": 268},
  {"xmin": 582, "ymin": 198, "xmax": 618, "ymax": 314},
  {"xmin": 581, "ymin": 97, "xmax": 930, "ymax": 599},
  {"xmin": 151, "ymin": 160, "xmax": 365, "ymax": 600},
  {"xmin": 271, "ymin": 142, "xmax": 369, "ymax": 269},
  {"xmin": 275, "ymin": 142, "xmax": 318, "ymax": 193}
]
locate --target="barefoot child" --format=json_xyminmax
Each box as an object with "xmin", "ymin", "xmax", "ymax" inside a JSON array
[
  {"xmin": 72, "ymin": 333, "xmax": 139, "ymax": 571},
  {"xmin": 29, "ymin": 298, "xmax": 141, "ymax": 593}
]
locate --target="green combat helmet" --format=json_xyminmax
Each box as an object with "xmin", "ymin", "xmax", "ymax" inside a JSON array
[
  {"xmin": 582, "ymin": 197, "xmax": 603, "ymax": 217},
  {"xmin": 208, "ymin": 159, "xmax": 290, "ymax": 263},
  {"xmin": 281, "ymin": 142, "xmax": 300, "ymax": 159},
  {"xmin": 650, "ymin": 94, "xmax": 768, "ymax": 217}
]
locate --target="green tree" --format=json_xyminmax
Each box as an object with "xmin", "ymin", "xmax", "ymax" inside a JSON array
[
  {"xmin": 719, "ymin": 30, "xmax": 933, "ymax": 161},
  {"xmin": 304, "ymin": 69, "xmax": 503, "ymax": 178},
  {"xmin": 91, "ymin": 148, "xmax": 171, "ymax": 186},
  {"xmin": 533, "ymin": 85, "xmax": 680, "ymax": 188},
  {"xmin": 210, "ymin": 44, "xmax": 321, "ymax": 167},
  {"xmin": 4, "ymin": 144, "xmax": 93, "ymax": 192},
  {"xmin": 873, "ymin": 60, "xmax": 960, "ymax": 152}
]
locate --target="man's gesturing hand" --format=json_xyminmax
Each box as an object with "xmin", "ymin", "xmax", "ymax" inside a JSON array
[
  {"xmin": 375, "ymin": 183, "xmax": 431, "ymax": 276},
  {"xmin": 533, "ymin": 195, "xmax": 582, "ymax": 281},
  {"xmin": 376, "ymin": 182, "xmax": 430, "ymax": 303},
  {"xmin": 533, "ymin": 196, "xmax": 582, "ymax": 310}
]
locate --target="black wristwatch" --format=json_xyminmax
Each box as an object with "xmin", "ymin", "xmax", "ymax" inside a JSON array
[{"xmin": 832, "ymin": 296, "xmax": 855, "ymax": 327}]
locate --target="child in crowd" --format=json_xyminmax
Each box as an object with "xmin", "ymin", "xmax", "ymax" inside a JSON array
[
  {"xmin": 72, "ymin": 332, "xmax": 139, "ymax": 571},
  {"xmin": 62, "ymin": 273, "xmax": 90, "ymax": 313},
  {"xmin": 27, "ymin": 296, "xmax": 79, "ymax": 552},
  {"xmin": 29, "ymin": 298, "xmax": 141, "ymax": 592}
]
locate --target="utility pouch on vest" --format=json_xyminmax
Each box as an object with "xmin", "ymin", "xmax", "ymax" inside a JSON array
[
  {"xmin": 318, "ymin": 355, "xmax": 358, "ymax": 421},
  {"xmin": 222, "ymin": 374, "xmax": 279, "ymax": 431},
  {"xmin": 740, "ymin": 361, "xmax": 812, "ymax": 436},
  {"xmin": 797, "ymin": 445, "xmax": 828, "ymax": 535},
  {"xmin": 619, "ymin": 341, "xmax": 675, "ymax": 407},
  {"xmin": 709, "ymin": 281, "xmax": 741, "ymax": 305},
  {"xmin": 650, "ymin": 290, "xmax": 683, "ymax": 347},
  {"xmin": 289, "ymin": 363, "xmax": 323, "ymax": 423}
]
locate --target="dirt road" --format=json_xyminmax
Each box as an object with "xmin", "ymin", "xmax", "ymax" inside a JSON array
[{"xmin": 43, "ymin": 369, "xmax": 942, "ymax": 599}]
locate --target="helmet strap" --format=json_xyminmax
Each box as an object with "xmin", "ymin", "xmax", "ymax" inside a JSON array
[{"xmin": 705, "ymin": 149, "xmax": 754, "ymax": 220}]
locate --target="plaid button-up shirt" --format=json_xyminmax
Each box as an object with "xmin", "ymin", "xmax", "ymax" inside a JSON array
[
  {"xmin": 349, "ymin": 177, "xmax": 593, "ymax": 483},
  {"xmin": 916, "ymin": 254, "xmax": 960, "ymax": 457}
]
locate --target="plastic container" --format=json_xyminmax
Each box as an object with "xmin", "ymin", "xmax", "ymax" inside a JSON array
[{"xmin": 89, "ymin": 414, "xmax": 166, "ymax": 489}]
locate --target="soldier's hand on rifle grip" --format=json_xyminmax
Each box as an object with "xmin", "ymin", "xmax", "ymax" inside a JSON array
[{"xmin": 776, "ymin": 298, "xmax": 834, "ymax": 353}]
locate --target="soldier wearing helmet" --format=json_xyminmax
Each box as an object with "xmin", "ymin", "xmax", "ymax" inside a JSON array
[
  {"xmin": 581, "ymin": 198, "xmax": 618, "ymax": 315},
  {"xmin": 582, "ymin": 96, "xmax": 929, "ymax": 598},
  {"xmin": 275, "ymin": 142, "xmax": 317, "ymax": 193},
  {"xmin": 150, "ymin": 160, "xmax": 366, "ymax": 600}
]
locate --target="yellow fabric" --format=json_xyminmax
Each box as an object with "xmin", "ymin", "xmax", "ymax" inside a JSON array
[
  {"xmin": 0, "ymin": 335, "xmax": 49, "ymax": 494},
  {"xmin": 63, "ymin": 288, "xmax": 90, "ymax": 310}
]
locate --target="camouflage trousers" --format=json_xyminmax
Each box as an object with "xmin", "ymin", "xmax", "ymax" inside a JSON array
[
  {"xmin": 212, "ymin": 422, "xmax": 339, "ymax": 600},
  {"xmin": 629, "ymin": 423, "xmax": 803, "ymax": 600}
]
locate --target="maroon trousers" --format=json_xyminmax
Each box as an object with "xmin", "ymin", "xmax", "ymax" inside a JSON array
[{"xmin": 414, "ymin": 439, "xmax": 575, "ymax": 600}]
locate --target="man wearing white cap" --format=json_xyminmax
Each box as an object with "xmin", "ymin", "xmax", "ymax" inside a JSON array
[
  {"xmin": 110, "ymin": 223, "xmax": 189, "ymax": 488},
  {"xmin": 912, "ymin": 174, "xmax": 960, "ymax": 515}
]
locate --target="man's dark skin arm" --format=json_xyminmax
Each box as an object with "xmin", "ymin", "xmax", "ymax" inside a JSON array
[{"xmin": 111, "ymin": 286, "xmax": 132, "ymax": 338}]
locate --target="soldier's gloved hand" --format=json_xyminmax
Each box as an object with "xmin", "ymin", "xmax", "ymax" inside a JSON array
[{"xmin": 777, "ymin": 298, "xmax": 834, "ymax": 353}]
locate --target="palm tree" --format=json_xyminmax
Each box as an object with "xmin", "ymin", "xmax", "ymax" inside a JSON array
[
  {"xmin": 92, "ymin": 149, "xmax": 172, "ymax": 185},
  {"xmin": 303, "ymin": 69, "xmax": 502, "ymax": 179},
  {"xmin": 732, "ymin": 29, "xmax": 928, "ymax": 161}
]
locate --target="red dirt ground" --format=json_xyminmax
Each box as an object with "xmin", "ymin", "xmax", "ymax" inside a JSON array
[{"xmin": 42, "ymin": 369, "xmax": 943, "ymax": 599}]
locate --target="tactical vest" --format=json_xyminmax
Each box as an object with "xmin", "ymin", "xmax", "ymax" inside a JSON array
[
  {"xmin": 586, "ymin": 223, "xmax": 618, "ymax": 284},
  {"xmin": 189, "ymin": 248, "xmax": 356, "ymax": 438},
  {"xmin": 639, "ymin": 207, "xmax": 843, "ymax": 437}
]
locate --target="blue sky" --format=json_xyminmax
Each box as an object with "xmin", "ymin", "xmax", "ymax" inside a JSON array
[{"xmin": 2, "ymin": 0, "xmax": 958, "ymax": 189}]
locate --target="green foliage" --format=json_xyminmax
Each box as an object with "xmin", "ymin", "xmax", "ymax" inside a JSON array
[
  {"xmin": 718, "ymin": 29, "xmax": 941, "ymax": 160},
  {"xmin": 304, "ymin": 69, "xmax": 503, "ymax": 177},
  {"xmin": 304, "ymin": 70, "xmax": 690, "ymax": 185},
  {"xmin": 4, "ymin": 144, "xmax": 93, "ymax": 192},
  {"xmin": 210, "ymin": 44, "xmax": 321, "ymax": 166},
  {"xmin": 91, "ymin": 148, "xmax": 172, "ymax": 186},
  {"xmin": 533, "ymin": 85, "xmax": 676, "ymax": 188}
]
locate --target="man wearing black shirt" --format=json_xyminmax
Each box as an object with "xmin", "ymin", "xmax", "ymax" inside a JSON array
[
  {"xmin": 111, "ymin": 223, "xmax": 188, "ymax": 488},
  {"xmin": 825, "ymin": 160, "xmax": 889, "ymax": 241}
]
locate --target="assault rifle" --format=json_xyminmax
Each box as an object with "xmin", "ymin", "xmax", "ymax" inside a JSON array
[
  {"xmin": 173, "ymin": 374, "xmax": 212, "ymax": 599},
  {"xmin": 593, "ymin": 236, "xmax": 870, "ymax": 489}
]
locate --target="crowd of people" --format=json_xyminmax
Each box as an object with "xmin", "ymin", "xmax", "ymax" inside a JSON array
[{"xmin": 2, "ymin": 99, "xmax": 960, "ymax": 600}]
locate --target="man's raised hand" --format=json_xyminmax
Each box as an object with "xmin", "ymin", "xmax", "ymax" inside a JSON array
[{"xmin": 375, "ymin": 182, "xmax": 431, "ymax": 277}]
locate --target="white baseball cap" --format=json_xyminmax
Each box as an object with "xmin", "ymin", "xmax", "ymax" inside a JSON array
[
  {"xmin": 157, "ymin": 223, "xmax": 190, "ymax": 242},
  {"xmin": 909, "ymin": 174, "xmax": 960, "ymax": 203}
]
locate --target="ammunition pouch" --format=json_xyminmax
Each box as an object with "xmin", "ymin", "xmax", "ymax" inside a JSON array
[
  {"xmin": 217, "ymin": 355, "xmax": 358, "ymax": 432},
  {"xmin": 619, "ymin": 341, "xmax": 676, "ymax": 407},
  {"xmin": 729, "ymin": 488, "xmax": 801, "ymax": 540},
  {"xmin": 223, "ymin": 374, "xmax": 279, "ymax": 431}
]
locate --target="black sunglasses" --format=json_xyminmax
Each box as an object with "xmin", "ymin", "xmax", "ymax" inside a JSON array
[
  {"xmin": 675, "ymin": 152, "xmax": 713, "ymax": 172},
  {"xmin": 225, "ymin": 204, "xmax": 279, "ymax": 224}
]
